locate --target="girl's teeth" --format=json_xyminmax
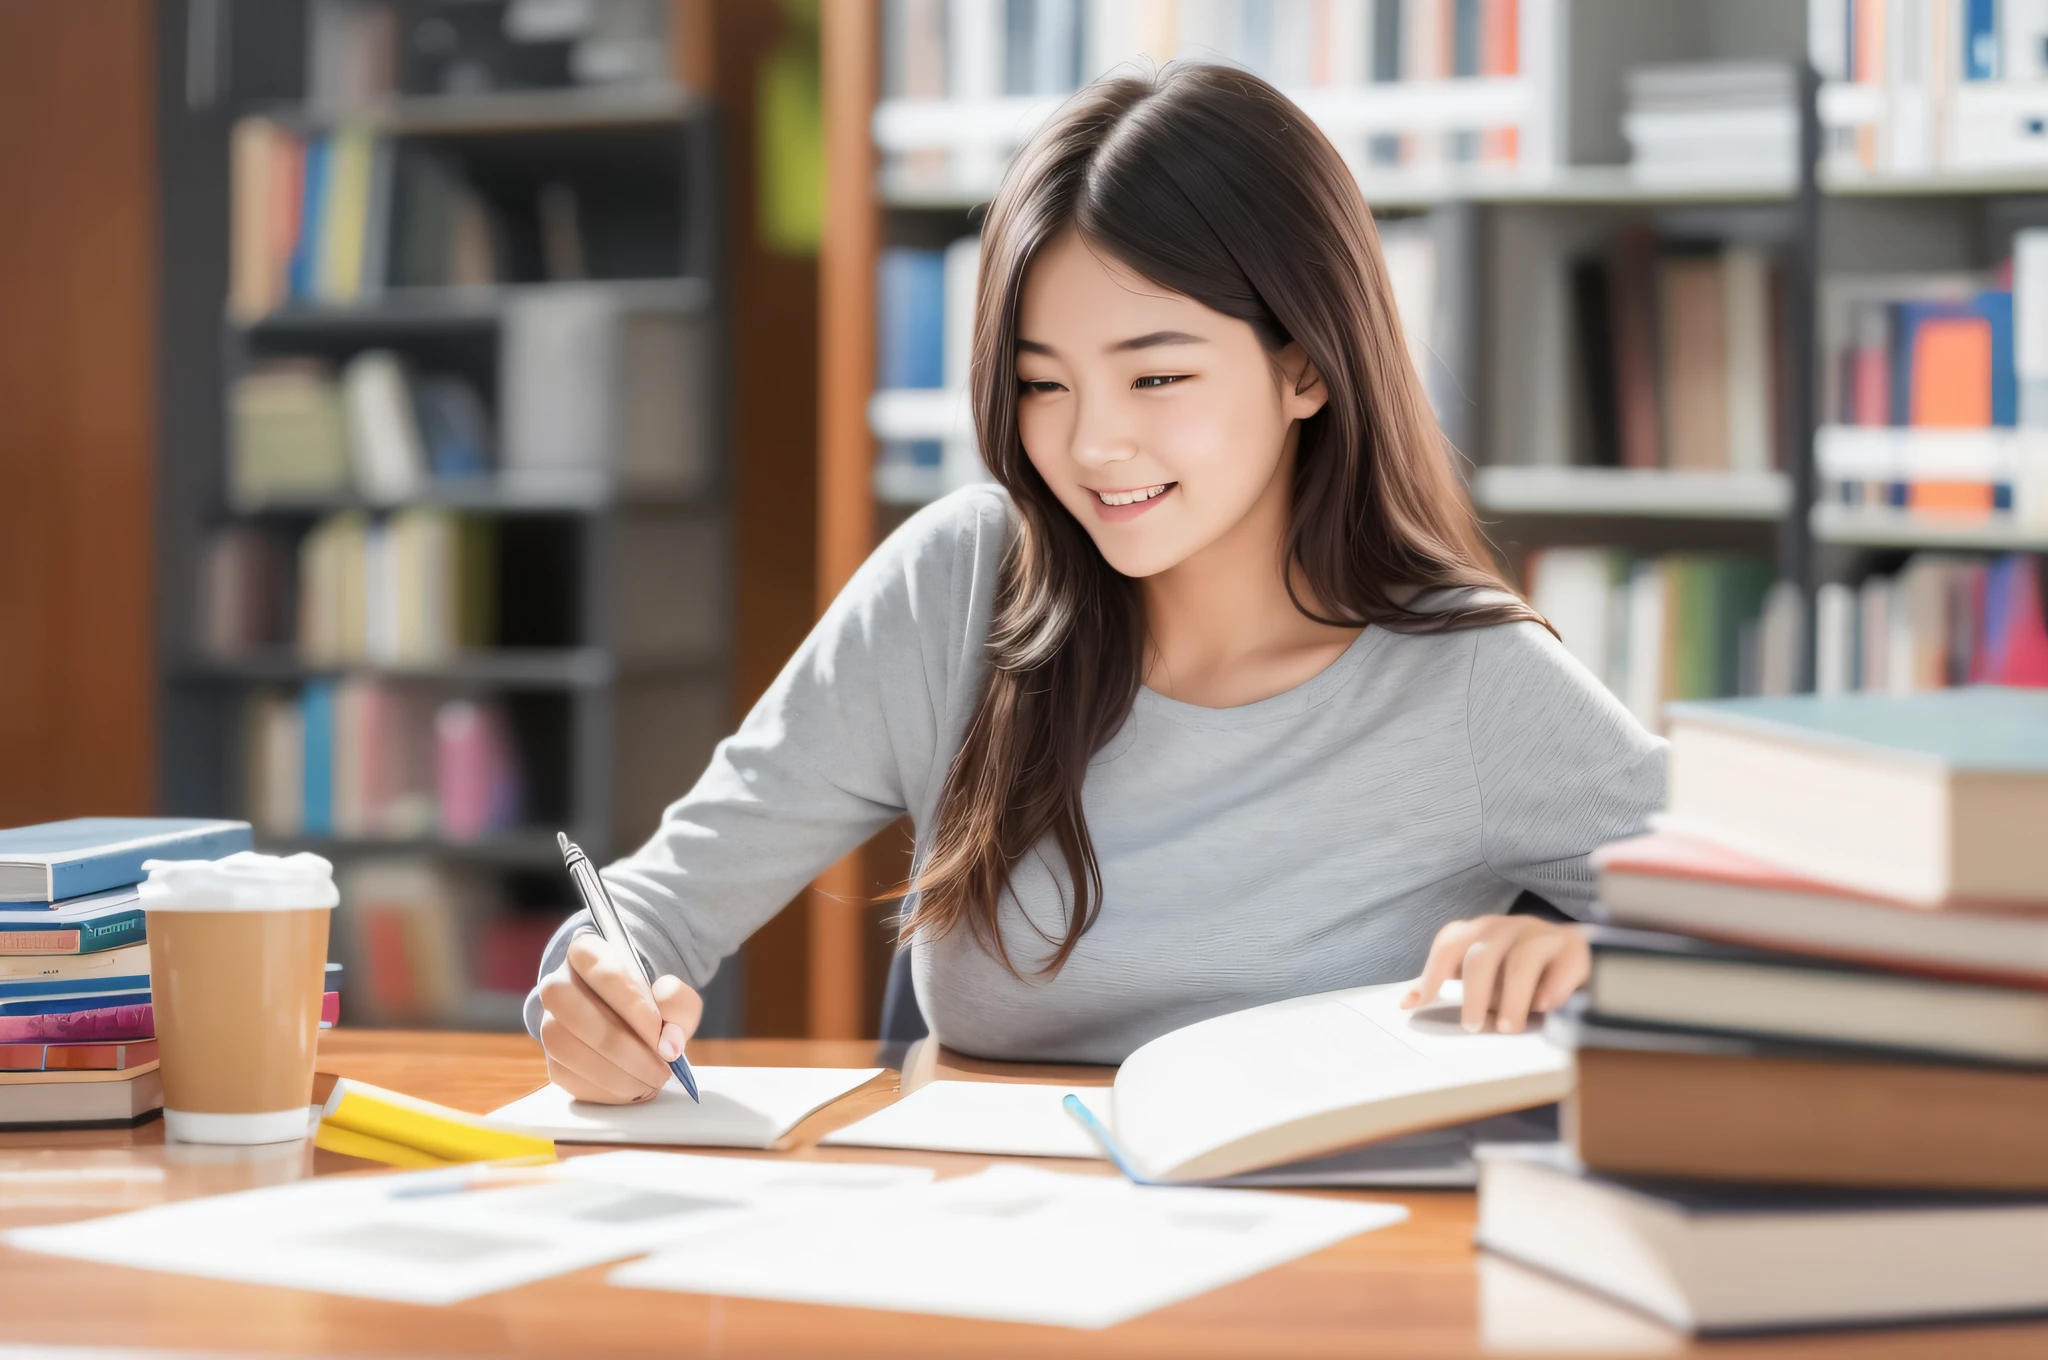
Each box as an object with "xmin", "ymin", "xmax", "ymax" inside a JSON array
[{"xmin": 1099, "ymin": 484, "xmax": 1167, "ymax": 506}]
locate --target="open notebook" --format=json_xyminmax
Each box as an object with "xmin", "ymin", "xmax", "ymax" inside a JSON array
[
  {"xmin": 824, "ymin": 980, "xmax": 1569, "ymax": 1185},
  {"xmin": 488, "ymin": 1066, "xmax": 884, "ymax": 1149}
]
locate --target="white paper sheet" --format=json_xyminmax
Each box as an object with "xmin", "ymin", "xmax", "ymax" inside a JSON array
[
  {"xmin": 818, "ymin": 1081, "xmax": 1113, "ymax": 1159},
  {"xmin": 4, "ymin": 1151, "xmax": 931, "ymax": 1306},
  {"xmin": 487, "ymin": 1066, "xmax": 885, "ymax": 1147},
  {"xmin": 609, "ymin": 1164, "xmax": 1409, "ymax": 1329}
]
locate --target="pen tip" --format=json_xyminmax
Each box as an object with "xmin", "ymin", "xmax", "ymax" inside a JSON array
[{"xmin": 556, "ymin": 831, "xmax": 571, "ymax": 854}]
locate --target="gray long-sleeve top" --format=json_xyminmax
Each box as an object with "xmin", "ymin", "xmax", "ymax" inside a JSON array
[{"xmin": 526, "ymin": 484, "xmax": 1666, "ymax": 1064}]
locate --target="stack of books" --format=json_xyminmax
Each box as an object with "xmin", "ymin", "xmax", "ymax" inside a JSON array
[
  {"xmin": 1622, "ymin": 61, "xmax": 1796, "ymax": 185},
  {"xmin": 1477, "ymin": 686, "xmax": 2048, "ymax": 1334},
  {"xmin": 0, "ymin": 819, "xmax": 250, "ymax": 1129}
]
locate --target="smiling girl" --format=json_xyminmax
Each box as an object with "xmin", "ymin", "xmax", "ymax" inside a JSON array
[{"xmin": 529, "ymin": 64, "xmax": 1664, "ymax": 1102}]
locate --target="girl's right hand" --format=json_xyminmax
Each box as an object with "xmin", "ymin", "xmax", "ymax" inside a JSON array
[{"xmin": 535, "ymin": 931, "xmax": 704, "ymax": 1104}]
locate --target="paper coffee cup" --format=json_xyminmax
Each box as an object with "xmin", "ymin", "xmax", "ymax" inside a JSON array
[{"xmin": 139, "ymin": 852, "xmax": 338, "ymax": 1145}]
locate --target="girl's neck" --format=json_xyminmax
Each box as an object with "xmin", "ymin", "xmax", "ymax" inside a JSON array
[{"xmin": 1138, "ymin": 439, "xmax": 1364, "ymax": 709}]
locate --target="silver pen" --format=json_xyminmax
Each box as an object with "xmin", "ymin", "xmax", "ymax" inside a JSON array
[{"xmin": 557, "ymin": 832, "xmax": 699, "ymax": 1102}]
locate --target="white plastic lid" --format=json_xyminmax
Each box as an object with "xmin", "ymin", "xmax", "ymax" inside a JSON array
[{"xmin": 137, "ymin": 851, "xmax": 339, "ymax": 912}]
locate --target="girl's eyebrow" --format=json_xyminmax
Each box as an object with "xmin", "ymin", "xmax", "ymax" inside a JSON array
[
  {"xmin": 1107, "ymin": 329, "xmax": 1206, "ymax": 353},
  {"xmin": 1016, "ymin": 330, "xmax": 1207, "ymax": 358}
]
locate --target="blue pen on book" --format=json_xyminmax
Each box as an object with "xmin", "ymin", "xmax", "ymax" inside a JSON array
[{"xmin": 556, "ymin": 832, "xmax": 699, "ymax": 1103}]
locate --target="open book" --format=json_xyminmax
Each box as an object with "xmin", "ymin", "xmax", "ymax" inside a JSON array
[{"xmin": 1078, "ymin": 979, "xmax": 1571, "ymax": 1184}]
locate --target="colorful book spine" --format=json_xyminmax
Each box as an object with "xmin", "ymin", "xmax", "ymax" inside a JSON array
[
  {"xmin": 0, "ymin": 907, "xmax": 146, "ymax": 956},
  {"xmin": 0, "ymin": 992, "xmax": 339, "ymax": 1045},
  {"xmin": 302, "ymin": 679, "xmax": 336, "ymax": 835},
  {"xmin": 0, "ymin": 1040, "xmax": 158, "ymax": 1072},
  {"xmin": 0, "ymin": 989, "xmax": 153, "ymax": 1019}
]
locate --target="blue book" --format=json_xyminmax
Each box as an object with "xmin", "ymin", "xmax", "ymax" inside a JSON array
[
  {"xmin": 0, "ymin": 889, "xmax": 145, "ymax": 955},
  {"xmin": 0, "ymin": 988, "xmax": 153, "ymax": 1018},
  {"xmin": 876, "ymin": 247, "xmax": 945, "ymax": 389},
  {"xmin": 289, "ymin": 135, "xmax": 331, "ymax": 301},
  {"xmin": 0, "ymin": 819, "xmax": 251, "ymax": 905},
  {"xmin": 1666, "ymin": 687, "xmax": 2048, "ymax": 773},
  {"xmin": 0, "ymin": 973, "xmax": 151, "ymax": 1002},
  {"xmin": 303, "ymin": 682, "xmax": 335, "ymax": 835},
  {"xmin": 1890, "ymin": 292, "xmax": 2015, "ymax": 427},
  {"xmin": 1966, "ymin": 0, "xmax": 1999, "ymax": 79}
]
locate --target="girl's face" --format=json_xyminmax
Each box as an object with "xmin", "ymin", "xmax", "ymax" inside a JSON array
[{"xmin": 1013, "ymin": 228, "xmax": 1327, "ymax": 580}]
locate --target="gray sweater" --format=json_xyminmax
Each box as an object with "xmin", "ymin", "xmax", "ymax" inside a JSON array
[{"xmin": 526, "ymin": 485, "xmax": 1665, "ymax": 1063}]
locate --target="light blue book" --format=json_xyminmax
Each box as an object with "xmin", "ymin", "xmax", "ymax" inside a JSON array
[
  {"xmin": 0, "ymin": 973, "xmax": 151, "ymax": 1002},
  {"xmin": 0, "ymin": 819, "xmax": 252, "ymax": 906},
  {"xmin": 876, "ymin": 248, "xmax": 945, "ymax": 389},
  {"xmin": 1665, "ymin": 686, "xmax": 2048, "ymax": 773},
  {"xmin": 1663, "ymin": 687, "xmax": 2048, "ymax": 907}
]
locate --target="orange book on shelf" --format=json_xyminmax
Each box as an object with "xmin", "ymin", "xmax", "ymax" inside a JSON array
[
  {"xmin": 1908, "ymin": 481, "xmax": 1997, "ymax": 516},
  {"xmin": 1910, "ymin": 317, "xmax": 1993, "ymax": 427},
  {"xmin": 1480, "ymin": 0, "xmax": 1520, "ymax": 164}
]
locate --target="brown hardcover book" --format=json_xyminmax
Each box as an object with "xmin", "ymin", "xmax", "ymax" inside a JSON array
[
  {"xmin": 0, "ymin": 1039, "xmax": 158, "ymax": 1072},
  {"xmin": 1658, "ymin": 253, "xmax": 1729, "ymax": 470},
  {"xmin": 1570, "ymin": 1044, "xmax": 2048, "ymax": 1191},
  {"xmin": 1609, "ymin": 228, "xmax": 1663, "ymax": 469}
]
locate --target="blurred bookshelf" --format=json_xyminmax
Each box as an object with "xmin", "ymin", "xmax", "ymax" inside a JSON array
[
  {"xmin": 154, "ymin": 0, "xmax": 734, "ymax": 1035},
  {"xmin": 813, "ymin": 1, "xmax": 2048, "ymax": 1032}
]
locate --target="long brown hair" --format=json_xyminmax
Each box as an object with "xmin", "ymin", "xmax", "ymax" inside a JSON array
[{"xmin": 905, "ymin": 63, "xmax": 1542, "ymax": 977}]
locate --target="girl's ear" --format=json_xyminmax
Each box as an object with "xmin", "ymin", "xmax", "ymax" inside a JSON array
[{"xmin": 1277, "ymin": 341, "xmax": 1329, "ymax": 421}]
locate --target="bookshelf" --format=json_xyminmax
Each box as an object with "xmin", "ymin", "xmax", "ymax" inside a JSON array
[
  {"xmin": 808, "ymin": 0, "xmax": 1826, "ymax": 1033},
  {"xmin": 154, "ymin": 0, "xmax": 735, "ymax": 1034},
  {"xmin": 809, "ymin": 0, "xmax": 2048, "ymax": 1034}
]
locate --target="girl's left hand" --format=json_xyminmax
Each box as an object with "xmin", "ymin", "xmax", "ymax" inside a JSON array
[{"xmin": 1398, "ymin": 915, "xmax": 1590, "ymax": 1034}]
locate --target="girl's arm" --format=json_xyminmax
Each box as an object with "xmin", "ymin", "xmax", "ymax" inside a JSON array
[
  {"xmin": 1406, "ymin": 620, "xmax": 1667, "ymax": 1032},
  {"xmin": 523, "ymin": 488, "xmax": 1012, "ymax": 1045}
]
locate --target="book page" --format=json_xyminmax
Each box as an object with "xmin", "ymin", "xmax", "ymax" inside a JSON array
[
  {"xmin": 819, "ymin": 1081, "xmax": 1112, "ymax": 1159},
  {"xmin": 487, "ymin": 1066, "xmax": 884, "ymax": 1148},
  {"xmin": 1113, "ymin": 980, "xmax": 1572, "ymax": 1182}
]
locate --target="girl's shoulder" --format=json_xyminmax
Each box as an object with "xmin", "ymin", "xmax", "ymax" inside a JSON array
[{"xmin": 828, "ymin": 483, "xmax": 1015, "ymax": 649}]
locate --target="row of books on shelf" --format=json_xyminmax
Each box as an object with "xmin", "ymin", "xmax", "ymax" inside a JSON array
[
  {"xmin": 243, "ymin": 683, "xmax": 525, "ymax": 844},
  {"xmin": 1523, "ymin": 551, "xmax": 1799, "ymax": 732},
  {"xmin": 1814, "ymin": 551, "xmax": 2048, "ymax": 694},
  {"xmin": 1571, "ymin": 233, "xmax": 1783, "ymax": 474},
  {"xmin": 232, "ymin": 286, "xmax": 710, "ymax": 504},
  {"xmin": 230, "ymin": 118, "xmax": 529, "ymax": 318},
  {"xmin": 233, "ymin": 353, "xmax": 490, "ymax": 505},
  {"xmin": 882, "ymin": 0, "xmax": 1534, "ymax": 194},
  {"xmin": 0, "ymin": 819, "xmax": 344, "ymax": 1129},
  {"xmin": 201, "ymin": 515, "xmax": 496, "ymax": 665},
  {"xmin": 1812, "ymin": 0, "xmax": 2048, "ymax": 177},
  {"xmin": 1491, "ymin": 685, "xmax": 2048, "ymax": 1331}
]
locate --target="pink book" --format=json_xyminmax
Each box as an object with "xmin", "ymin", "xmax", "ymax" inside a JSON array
[{"xmin": 436, "ymin": 699, "xmax": 489, "ymax": 839}]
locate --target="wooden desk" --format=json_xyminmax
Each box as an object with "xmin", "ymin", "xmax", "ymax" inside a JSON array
[{"xmin": 0, "ymin": 1032, "xmax": 2039, "ymax": 1359}]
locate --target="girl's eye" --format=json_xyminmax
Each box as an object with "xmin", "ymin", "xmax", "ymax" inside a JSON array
[
  {"xmin": 1134, "ymin": 374, "xmax": 1190, "ymax": 389},
  {"xmin": 1018, "ymin": 379, "xmax": 1064, "ymax": 395}
]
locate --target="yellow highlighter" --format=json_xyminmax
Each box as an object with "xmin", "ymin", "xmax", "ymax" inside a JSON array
[{"xmin": 313, "ymin": 1073, "xmax": 556, "ymax": 1168}]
